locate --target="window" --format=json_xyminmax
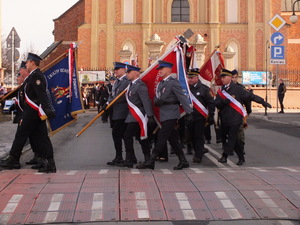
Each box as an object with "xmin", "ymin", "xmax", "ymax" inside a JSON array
[
  {"xmin": 227, "ymin": 0, "xmax": 238, "ymax": 23},
  {"xmin": 123, "ymin": 0, "xmax": 134, "ymax": 23},
  {"xmin": 171, "ymin": 0, "xmax": 190, "ymax": 22}
]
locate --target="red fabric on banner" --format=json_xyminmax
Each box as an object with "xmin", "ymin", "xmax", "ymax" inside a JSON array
[
  {"xmin": 199, "ymin": 50, "xmax": 224, "ymax": 86},
  {"xmin": 140, "ymin": 48, "xmax": 178, "ymax": 121}
]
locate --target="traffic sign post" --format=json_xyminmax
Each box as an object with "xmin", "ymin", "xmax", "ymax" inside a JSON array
[
  {"xmin": 268, "ymin": 14, "xmax": 287, "ymax": 114},
  {"xmin": 6, "ymin": 27, "xmax": 21, "ymax": 88},
  {"xmin": 271, "ymin": 46, "xmax": 285, "ymax": 59},
  {"xmin": 271, "ymin": 32, "xmax": 284, "ymax": 45}
]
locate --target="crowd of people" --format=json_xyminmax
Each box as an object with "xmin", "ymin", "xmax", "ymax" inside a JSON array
[
  {"xmin": 99, "ymin": 61, "xmax": 272, "ymax": 170},
  {"xmin": 0, "ymin": 57, "xmax": 274, "ymax": 172}
]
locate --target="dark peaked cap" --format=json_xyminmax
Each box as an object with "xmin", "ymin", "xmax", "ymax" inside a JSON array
[
  {"xmin": 113, "ymin": 62, "xmax": 127, "ymax": 70},
  {"xmin": 187, "ymin": 68, "xmax": 199, "ymax": 77},
  {"xmin": 126, "ymin": 65, "xmax": 141, "ymax": 72},
  {"xmin": 156, "ymin": 60, "xmax": 173, "ymax": 70},
  {"xmin": 231, "ymin": 69, "xmax": 238, "ymax": 75},
  {"xmin": 26, "ymin": 52, "xmax": 42, "ymax": 62},
  {"xmin": 19, "ymin": 61, "xmax": 26, "ymax": 69},
  {"xmin": 220, "ymin": 68, "xmax": 233, "ymax": 77}
]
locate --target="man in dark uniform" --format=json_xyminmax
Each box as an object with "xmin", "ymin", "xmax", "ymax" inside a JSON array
[
  {"xmin": 278, "ymin": 79, "xmax": 286, "ymax": 113},
  {"xmin": 8, "ymin": 61, "xmax": 40, "ymax": 166},
  {"xmin": 214, "ymin": 69, "xmax": 252, "ymax": 166},
  {"xmin": 117, "ymin": 65, "xmax": 154, "ymax": 168},
  {"xmin": 104, "ymin": 62, "xmax": 131, "ymax": 165},
  {"xmin": 186, "ymin": 69, "xmax": 215, "ymax": 164},
  {"xmin": 136, "ymin": 60, "xmax": 193, "ymax": 170},
  {"xmin": 231, "ymin": 69, "xmax": 271, "ymax": 155},
  {"xmin": 1, "ymin": 53, "xmax": 56, "ymax": 172}
]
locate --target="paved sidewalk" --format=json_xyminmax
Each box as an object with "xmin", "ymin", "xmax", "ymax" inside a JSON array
[
  {"xmin": 250, "ymin": 108, "xmax": 300, "ymax": 127},
  {"xmin": 0, "ymin": 167, "xmax": 299, "ymax": 224}
]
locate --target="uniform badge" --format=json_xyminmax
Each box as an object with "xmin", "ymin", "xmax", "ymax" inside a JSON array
[
  {"xmin": 36, "ymin": 80, "xmax": 41, "ymax": 85},
  {"xmin": 196, "ymin": 92, "xmax": 200, "ymax": 96}
]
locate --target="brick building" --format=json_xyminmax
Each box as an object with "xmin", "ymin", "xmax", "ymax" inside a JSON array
[{"xmin": 40, "ymin": 0, "xmax": 300, "ymax": 81}]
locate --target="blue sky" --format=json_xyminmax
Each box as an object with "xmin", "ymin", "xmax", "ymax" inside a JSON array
[{"xmin": 1, "ymin": 0, "xmax": 78, "ymax": 56}]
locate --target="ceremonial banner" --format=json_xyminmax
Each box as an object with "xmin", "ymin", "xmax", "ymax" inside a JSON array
[
  {"xmin": 199, "ymin": 50, "xmax": 225, "ymax": 86},
  {"xmin": 44, "ymin": 49, "xmax": 84, "ymax": 135},
  {"xmin": 140, "ymin": 42, "xmax": 191, "ymax": 121}
]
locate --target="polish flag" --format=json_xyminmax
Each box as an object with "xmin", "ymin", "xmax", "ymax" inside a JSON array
[{"xmin": 199, "ymin": 50, "xmax": 224, "ymax": 87}]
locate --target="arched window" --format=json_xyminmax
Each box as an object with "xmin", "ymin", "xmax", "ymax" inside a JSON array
[
  {"xmin": 171, "ymin": 0, "xmax": 190, "ymax": 22},
  {"xmin": 228, "ymin": 41, "xmax": 239, "ymax": 69}
]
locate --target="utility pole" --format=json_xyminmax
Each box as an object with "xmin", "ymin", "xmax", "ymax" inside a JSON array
[
  {"xmin": 0, "ymin": 0, "xmax": 3, "ymax": 83},
  {"xmin": 11, "ymin": 29, "xmax": 15, "ymax": 88}
]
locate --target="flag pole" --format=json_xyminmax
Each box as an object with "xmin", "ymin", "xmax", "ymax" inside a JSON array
[
  {"xmin": 76, "ymin": 89, "xmax": 127, "ymax": 137},
  {"xmin": 0, "ymin": 85, "xmax": 21, "ymax": 102}
]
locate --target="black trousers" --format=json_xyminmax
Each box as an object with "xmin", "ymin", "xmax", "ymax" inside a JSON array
[
  {"xmin": 278, "ymin": 95, "xmax": 284, "ymax": 112},
  {"xmin": 111, "ymin": 119, "xmax": 127, "ymax": 158},
  {"xmin": 204, "ymin": 124, "xmax": 212, "ymax": 141},
  {"xmin": 124, "ymin": 122, "xmax": 151, "ymax": 160},
  {"xmin": 152, "ymin": 119, "xmax": 184, "ymax": 157},
  {"xmin": 221, "ymin": 123, "xmax": 243, "ymax": 159},
  {"xmin": 10, "ymin": 115, "xmax": 53, "ymax": 161},
  {"xmin": 187, "ymin": 119, "xmax": 205, "ymax": 158}
]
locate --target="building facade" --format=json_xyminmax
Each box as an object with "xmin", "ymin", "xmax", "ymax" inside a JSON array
[{"xmin": 41, "ymin": 0, "xmax": 300, "ymax": 84}]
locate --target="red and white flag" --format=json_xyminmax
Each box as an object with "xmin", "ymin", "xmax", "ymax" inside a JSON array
[
  {"xmin": 199, "ymin": 50, "xmax": 224, "ymax": 87},
  {"xmin": 68, "ymin": 43, "xmax": 76, "ymax": 101},
  {"xmin": 140, "ymin": 42, "xmax": 180, "ymax": 122}
]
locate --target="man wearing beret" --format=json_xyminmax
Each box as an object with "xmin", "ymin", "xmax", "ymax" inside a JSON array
[
  {"xmin": 137, "ymin": 60, "xmax": 193, "ymax": 170},
  {"xmin": 186, "ymin": 68, "xmax": 215, "ymax": 164},
  {"xmin": 117, "ymin": 65, "xmax": 154, "ymax": 168},
  {"xmin": 1, "ymin": 53, "xmax": 56, "ymax": 172},
  {"xmin": 105, "ymin": 62, "xmax": 131, "ymax": 166},
  {"xmin": 214, "ymin": 68, "xmax": 252, "ymax": 165}
]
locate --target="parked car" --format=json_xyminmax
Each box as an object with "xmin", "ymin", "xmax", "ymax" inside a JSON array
[{"xmin": 2, "ymin": 100, "xmax": 13, "ymax": 114}]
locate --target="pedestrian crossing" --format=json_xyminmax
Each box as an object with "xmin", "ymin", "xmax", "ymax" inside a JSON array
[{"xmin": 0, "ymin": 167, "xmax": 299, "ymax": 224}]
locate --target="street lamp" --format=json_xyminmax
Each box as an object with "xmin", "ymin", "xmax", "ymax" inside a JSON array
[{"xmin": 289, "ymin": 0, "xmax": 300, "ymax": 24}]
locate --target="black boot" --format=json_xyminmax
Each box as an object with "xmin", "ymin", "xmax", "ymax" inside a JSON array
[
  {"xmin": 144, "ymin": 152, "xmax": 151, "ymax": 163},
  {"xmin": 218, "ymin": 153, "xmax": 228, "ymax": 163},
  {"xmin": 136, "ymin": 154, "xmax": 156, "ymax": 170},
  {"xmin": 187, "ymin": 145, "xmax": 193, "ymax": 155},
  {"xmin": 192, "ymin": 156, "xmax": 202, "ymax": 164},
  {"xmin": 107, "ymin": 156, "xmax": 124, "ymax": 165},
  {"xmin": 117, "ymin": 153, "xmax": 134, "ymax": 168},
  {"xmin": 236, "ymin": 152, "xmax": 245, "ymax": 166},
  {"xmin": 25, "ymin": 154, "xmax": 39, "ymax": 165},
  {"xmin": 174, "ymin": 154, "xmax": 189, "ymax": 170},
  {"xmin": 31, "ymin": 157, "xmax": 45, "ymax": 169},
  {"xmin": 38, "ymin": 159, "xmax": 56, "ymax": 173},
  {"xmin": 0, "ymin": 155, "xmax": 21, "ymax": 169}
]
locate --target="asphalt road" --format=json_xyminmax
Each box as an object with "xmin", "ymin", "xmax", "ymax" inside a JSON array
[
  {"xmin": 4, "ymin": 111, "xmax": 300, "ymax": 225},
  {"xmin": 20, "ymin": 111, "xmax": 300, "ymax": 171}
]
